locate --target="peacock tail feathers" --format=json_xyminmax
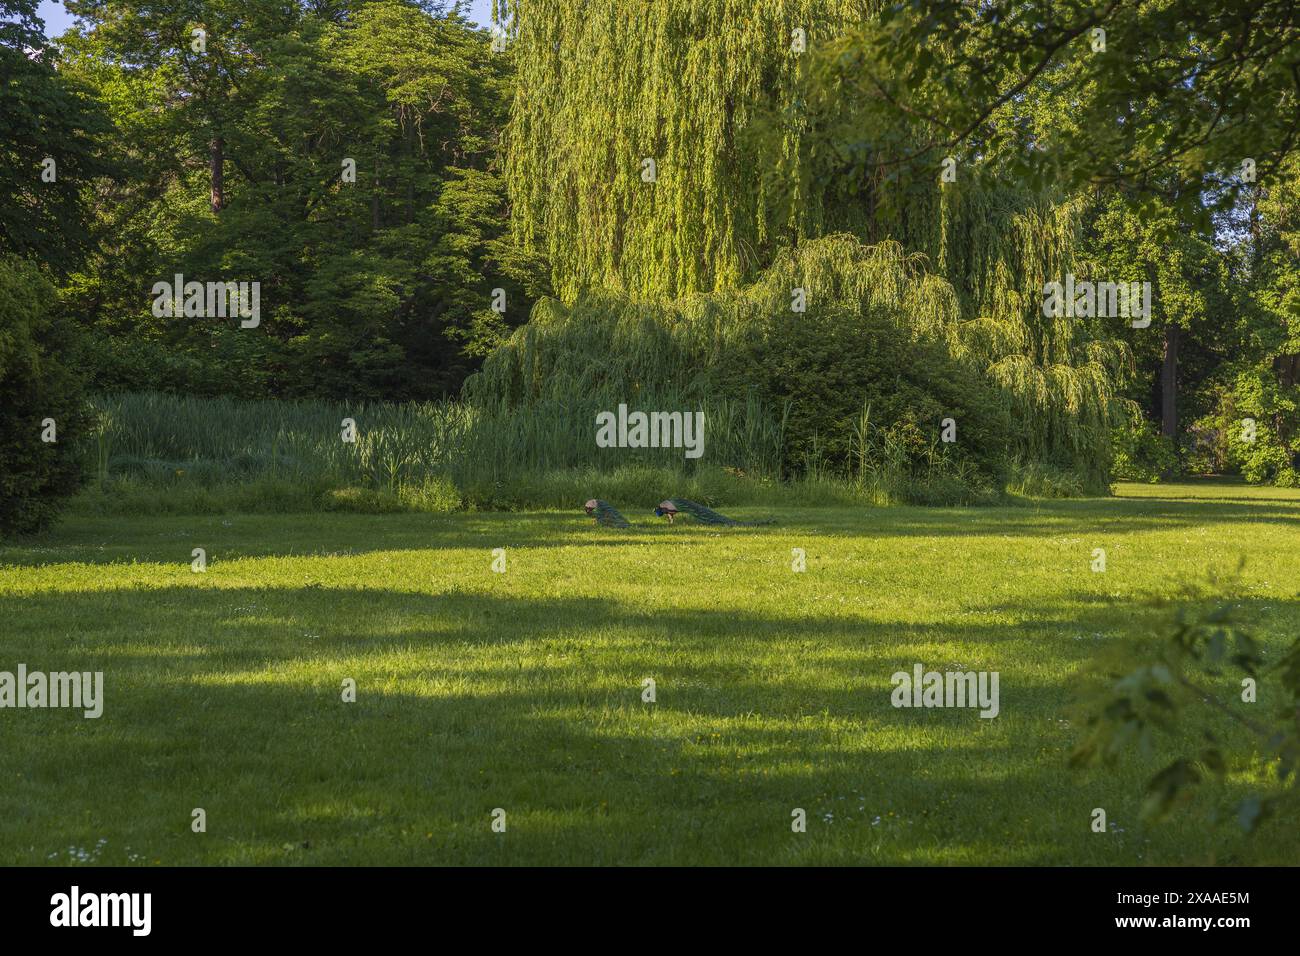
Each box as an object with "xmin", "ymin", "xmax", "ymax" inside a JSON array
[
  {"xmin": 589, "ymin": 499, "xmax": 631, "ymax": 528},
  {"xmin": 665, "ymin": 499, "xmax": 774, "ymax": 527}
]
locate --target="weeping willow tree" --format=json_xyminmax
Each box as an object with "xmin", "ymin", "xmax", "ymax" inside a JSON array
[
  {"xmin": 494, "ymin": 0, "xmax": 880, "ymax": 299},
  {"xmin": 488, "ymin": 0, "xmax": 1131, "ymax": 484}
]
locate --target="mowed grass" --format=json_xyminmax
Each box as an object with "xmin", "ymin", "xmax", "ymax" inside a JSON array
[{"xmin": 1, "ymin": 481, "xmax": 1298, "ymax": 866}]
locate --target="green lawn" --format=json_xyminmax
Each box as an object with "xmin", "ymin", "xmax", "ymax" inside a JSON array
[{"xmin": 2, "ymin": 481, "xmax": 1297, "ymax": 865}]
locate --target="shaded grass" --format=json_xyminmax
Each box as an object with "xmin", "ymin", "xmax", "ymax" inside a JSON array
[{"xmin": 1, "ymin": 482, "xmax": 1298, "ymax": 865}]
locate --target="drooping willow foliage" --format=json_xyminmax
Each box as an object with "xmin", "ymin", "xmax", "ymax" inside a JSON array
[
  {"xmin": 466, "ymin": 235, "xmax": 1125, "ymax": 485},
  {"xmin": 464, "ymin": 240, "xmax": 940, "ymax": 408},
  {"xmin": 495, "ymin": 0, "xmax": 881, "ymax": 300},
  {"xmin": 927, "ymin": 188, "xmax": 1132, "ymax": 470},
  {"xmin": 489, "ymin": 0, "xmax": 1131, "ymax": 485}
]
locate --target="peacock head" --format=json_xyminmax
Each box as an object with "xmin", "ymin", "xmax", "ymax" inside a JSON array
[{"xmin": 584, "ymin": 499, "xmax": 598, "ymax": 515}]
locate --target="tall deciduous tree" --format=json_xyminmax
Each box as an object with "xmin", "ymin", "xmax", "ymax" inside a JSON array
[
  {"xmin": 58, "ymin": 0, "xmax": 540, "ymax": 399},
  {"xmin": 1083, "ymin": 194, "xmax": 1237, "ymax": 447},
  {"xmin": 0, "ymin": 0, "xmax": 112, "ymax": 271}
]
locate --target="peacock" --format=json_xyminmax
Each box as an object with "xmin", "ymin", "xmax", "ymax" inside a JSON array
[
  {"xmin": 654, "ymin": 499, "xmax": 775, "ymax": 526},
  {"xmin": 584, "ymin": 499, "xmax": 631, "ymax": 528}
]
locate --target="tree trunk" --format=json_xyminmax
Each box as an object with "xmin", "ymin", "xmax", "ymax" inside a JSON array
[
  {"xmin": 209, "ymin": 136, "xmax": 224, "ymax": 213},
  {"xmin": 1274, "ymin": 352, "xmax": 1300, "ymax": 389},
  {"xmin": 1161, "ymin": 322, "xmax": 1179, "ymax": 439}
]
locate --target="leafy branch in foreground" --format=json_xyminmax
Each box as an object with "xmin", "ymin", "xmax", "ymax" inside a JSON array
[{"xmin": 1071, "ymin": 570, "xmax": 1300, "ymax": 832}]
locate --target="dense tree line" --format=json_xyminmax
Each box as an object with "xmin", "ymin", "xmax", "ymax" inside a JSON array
[
  {"xmin": 54, "ymin": 0, "xmax": 544, "ymax": 400},
  {"xmin": 3, "ymin": 0, "xmax": 547, "ymax": 531}
]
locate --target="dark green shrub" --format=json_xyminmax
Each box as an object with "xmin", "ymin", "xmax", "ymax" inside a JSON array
[
  {"xmin": 0, "ymin": 258, "xmax": 90, "ymax": 535},
  {"xmin": 715, "ymin": 290, "xmax": 1012, "ymax": 487}
]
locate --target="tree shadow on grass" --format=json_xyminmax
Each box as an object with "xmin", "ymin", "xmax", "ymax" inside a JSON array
[{"xmin": 3, "ymin": 584, "xmax": 1296, "ymax": 865}]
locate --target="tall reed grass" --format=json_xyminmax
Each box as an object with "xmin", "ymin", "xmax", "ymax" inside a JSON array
[
  {"xmin": 75, "ymin": 389, "xmax": 1029, "ymax": 515},
  {"xmin": 78, "ymin": 391, "xmax": 806, "ymax": 513}
]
